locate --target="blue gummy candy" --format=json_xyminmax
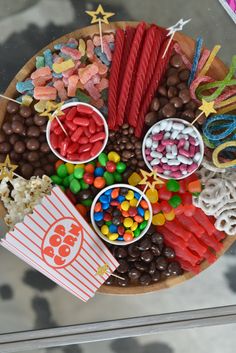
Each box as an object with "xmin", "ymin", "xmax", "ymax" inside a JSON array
[
  {"xmin": 53, "ymin": 72, "xmax": 63, "ymax": 78},
  {"xmin": 109, "ymin": 224, "xmax": 118, "ymax": 233},
  {"xmin": 117, "ymin": 195, "xmax": 125, "ymax": 203},
  {"xmin": 43, "ymin": 49, "xmax": 53, "ymax": 68},
  {"xmin": 16, "ymin": 80, "xmax": 34, "ymax": 94},
  {"xmin": 94, "ymin": 167, "xmax": 104, "ymax": 177},
  {"xmin": 137, "ymin": 207, "xmax": 145, "ymax": 217},
  {"xmin": 94, "ymin": 212, "xmax": 104, "ymax": 222},
  {"xmin": 59, "ymin": 52, "xmax": 70, "ymax": 60},
  {"xmin": 94, "ymin": 47, "xmax": 110, "ymax": 66},
  {"xmin": 188, "ymin": 36, "xmax": 203, "ymax": 86}
]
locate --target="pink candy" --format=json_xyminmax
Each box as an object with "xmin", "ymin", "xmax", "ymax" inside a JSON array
[{"xmin": 34, "ymin": 86, "xmax": 57, "ymax": 100}]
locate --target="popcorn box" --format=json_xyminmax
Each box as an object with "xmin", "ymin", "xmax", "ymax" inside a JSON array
[
  {"xmin": 0, "ymin": 186, "xmax": 119, "ymax": 302},
  {"xmin": 218, "ymin": 0, "xmax": 236, "ymax": 23}
]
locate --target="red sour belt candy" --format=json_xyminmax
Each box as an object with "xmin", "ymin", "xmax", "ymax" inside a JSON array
[
  {"xmin": 176, "ymin": 214, "xmax": 205, "ymax": 236},
  {"xmin": 176, "ymin": 257, "xmax": 201, "ymax": 274},
  {"xmin": 164, "ymin": 220, "xmax": 192, "ymax": 241},
  {"xmin": 193, "ymin": 208, "xmax": 216, "ymax": 236}
]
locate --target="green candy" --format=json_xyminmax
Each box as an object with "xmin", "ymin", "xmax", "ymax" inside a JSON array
[
  {"xmin": 51, "ymin": 175, "xmax": 62, "ymax": 185},
  {"xmin": 76, "ymin": 89, "xmax": 90, "ymax": 103},
  {"xmin": 113, "ymin": 171, "xmax": 122, "ymax": 182},
  {"xmin": 166, "ymin": 179, "xmax": 180, "ymax": 192},
  {"xmin": 168, "ymin": 195, "xmax": 182, "ymax": 208},
  {"xmin": 80, "ymin": 179, "xmax": 89, "ymax": 190},
  {"xmin": 74, "ymin": 167, "xmax": 84, "ymax": 179},
  {"xmin": 103, "ymin": 171, "xmax": 115, "ymax": 185},
  {"xmin": 68, "ymin": 174, "xmax": 75, "ymax": 183},
  {"xmin": 139, "ymin": 220, "xmax": 148, "ymax": 231},
  {"xmin": 106, "ymin": 220, "xmax": 112, "ymax": 226},
  {"xmin": 63, "ymin": 176, "xmax": 70, "ymax": 188},
  {"xmin": 98, "ymin": 152, "xmax": 108, "ymax": 167},
  {"xmin": 36, "ymin": 56, "xmax": 45, "ymax": 68},
  {"xmin": 57, "ymin": 164, "xmax": 68, "ymax": 178},
  {"xmin": 70, "ymin": 179, "xmax": 81, "ymax": 194},
  {"xmin": 59, "ymin": 185, "xmax": 65, "ymax": 192},
  {"xmin": 81, "ymin": 199, "xmax": 92, "ymax": 207},
  {"xmin": 134, "ymin": 228, "xmax": 141, "ymax": 238},
  {"xmin": 116, "ymin": 161, "xmax": 126, "ymax": 174}
]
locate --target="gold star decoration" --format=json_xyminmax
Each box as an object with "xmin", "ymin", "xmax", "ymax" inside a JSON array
[
  {"xmin": 199, "ymin": 99, "xmax": 217, "ymax": 117},
  {"xmin": 96, "ymin": 264, "xmax": 109, "ymax": 276},
  {"xmin": 0, "ymin": 155, "xmax": 18, "ymax": 181},
  {"xmin": 139, "ymin": 169, "xmax": 164, "ymax": 189},
  {"xmin": 85, "ymin": 4, "xmax": 115, "ymax": 25},
  {"xmin": 40, "ymin": 101, "xmax": 65, "ymax": 122}
]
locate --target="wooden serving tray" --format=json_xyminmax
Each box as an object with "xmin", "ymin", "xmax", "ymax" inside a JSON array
[{"xmin": 0, "ymin": 21, "xmax": 235, "ymax": 295}]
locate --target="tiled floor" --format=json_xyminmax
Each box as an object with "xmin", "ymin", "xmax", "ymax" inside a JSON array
[{"xmin": 0, "ymin": 1, "xmax": 236, "ymax": 352}]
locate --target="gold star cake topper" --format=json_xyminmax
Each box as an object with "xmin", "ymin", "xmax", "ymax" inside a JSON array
[
  {"xmin": 139, "ymin": 169, "xmax": 164, "ymax": 189},
  {"xmin": 96, "ymin": 264, "xmax": 125, "ymax": 281},
  {"xmin": 86, "ymin": 4, "xmax": 115, "ymax": 53},
  {"xmin": 0, "ymin": 155, "xmax": 18, "ymax": 181},
  {"xmin": 191, "ymin": 99, "xmax": 216, "ymax": 125},
  {"xmin": 40, "ymin": 101, "xmax": 65, "ymax": 122}
]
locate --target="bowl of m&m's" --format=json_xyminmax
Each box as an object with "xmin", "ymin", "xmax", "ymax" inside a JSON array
[
  {"xmin": 91, "ymin": 184, "xmax": 152, "ymax": 245},
  {"xmin": 47, "ymin": 102, "xmax": 109, "ymax": 164},
  {"xmin": 142, "ymin": 118, "xmax": 204, "ymax": 180}
]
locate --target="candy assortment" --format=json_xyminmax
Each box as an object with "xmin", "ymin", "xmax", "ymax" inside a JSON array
[
  {"xmin": 0, "ymin": 19, "xmax": 235, "ymax": 292},
  {"xmin": 48, "ymin": 103, "xmax": 108, "ymax": 163},
  {"xmin": 92, "ymin": 185, "xmax": 152, "ymax": 243},
  {"xmin": 143, "ymin": 119, "xmax": 203, "ymax": 179}
]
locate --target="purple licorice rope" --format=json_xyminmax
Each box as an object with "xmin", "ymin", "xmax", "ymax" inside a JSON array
[{"xmin": 188, "ymin": 36, "xmax": 203, "ymax": 87}]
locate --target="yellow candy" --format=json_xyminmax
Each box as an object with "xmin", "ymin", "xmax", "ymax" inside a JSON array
[
  {"xmin": 144, "ymin": 210, "xmax": 150, "ymax": 221},
  {"xmin": 124, "ymin": 217, "xmax": 133, "ymax": 228},
  {"xmin": 74, "ymin": 164, "xmax": 85, "ymax": 169},
  {"xmin": 152, "ymin": 213, "xmax": 165, "ymax": 226},
  {"xmin": 163, "ymin": 210, "xmax": 175, "ymax": 221},
  {"xmin": 121, "ymin": 201, "xmax": 130, "ymax": 211},
  {"xmin": 146, "ymin": 188, "xmax": 158, "ymax": 203},
  {"xmin": 65, "ymin": 163, "xmax": 74, "ymax": 174},
  {"xmin": 108, "ymin": 233, "xmax": 119, "ymax": 241},
  {"xmin": 101, "ymin": 225, "xmax": 109, "ymax": 235},
  {"xmin": 128, "ymin": 172, "xmax": 142, "ymax": 186},
  {"xmin": 124, "ymin": 229, "xmax": 134, "ymax": 236},
  {"xmin": 108, "ymin": 151, "xmax": 120, "ymax": 163},
  {"xmin": 34, "ymin": 100, "xmax": 47, "ymax": 113},
  {"xmin": 79, "ymin": 38, "xmax": 86, "ymax": 56},
  {"xmin": 22, "ymin": 95, "xmax": 33, "ymax": 106},
  {"xmin": 131, "ymin": 222, "xmax": 138, "ymax": 231},
  {"xmin": 126, "ymin": 190, "xmax": 134, "ymax": 201},
  {"xmin": 52, "ymin": 59, "xmax": 75, "ymax": 74},
  {"xmin": 130, "ymin": 198, "xmax": 138, "ymax": 207}
]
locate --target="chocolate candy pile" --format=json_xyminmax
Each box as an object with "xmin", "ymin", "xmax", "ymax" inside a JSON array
[
  {"xmin": 50, "ymin": 104, "xmax": 107, "ymax": 162},
  {"xmin": 0, "ymin": 101, "xmax": 56, "ymax": 178},
  {"xmin": 105, "ymin": 123, "xmax": 145, "ymax": 178},
  {"xmin": 105, "ymin": 226, "xmax": 183, "ymax": 287},
  {"xmin": 145, "ymin": 53, "xmax": 203, "ymax": 128}
]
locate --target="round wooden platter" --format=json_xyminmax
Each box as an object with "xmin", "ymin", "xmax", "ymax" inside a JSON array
[{"xmin": 0, "ymin": 21, "xmax": 235, "ymax": 295}]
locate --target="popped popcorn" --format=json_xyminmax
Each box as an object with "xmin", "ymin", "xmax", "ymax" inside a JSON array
[{"xmin": 0, "ymin": 175, "xmax": 52, "ymax": 229}]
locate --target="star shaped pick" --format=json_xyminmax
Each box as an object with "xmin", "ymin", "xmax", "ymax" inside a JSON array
[
  {"xmin": 199, "ymin": 99, "xmax": 217, "ymax": 117},
  {"xmin": 0, "ymin": 155, "xmax": 18, "ymax": 181},
  {"xmin": 85, "ymin": 4, "xmax": 115, "ymax": 25},
  {"xmin": 40, "ymin": 101, "xmax": 65, "ymax": 121},
  {"xmin": 167, "ymin": 18, "xmax": 191, "ymax": 36},
  {"xmin": 96, "ymin": 264, "xmax": 109, "ymax": 276},
  {"xmin": 139, "ymin": 169, "xmax": 164, "ymax": 189}
]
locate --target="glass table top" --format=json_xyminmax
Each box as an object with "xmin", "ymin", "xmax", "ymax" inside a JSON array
[{"xmin": 0, "ymin": 0, "xmax": 235, "ymax": 341}]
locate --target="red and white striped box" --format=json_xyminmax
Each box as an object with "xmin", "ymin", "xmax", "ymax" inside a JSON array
[{"xmin": 0, "ymin": 186, "xmax": 119, "ymax": 302}]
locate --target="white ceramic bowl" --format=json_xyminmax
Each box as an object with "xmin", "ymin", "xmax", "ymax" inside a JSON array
[
  {"xmin": 142, "ymin": 118, "xmax": 204, "ymax": 180},
  {"xmin": 46, "ymin": 102, "xmax": 109, "ymax": 164},
  {"xmin": 90, "ymin": 184, "xmax": 153, "ymax": 246}
]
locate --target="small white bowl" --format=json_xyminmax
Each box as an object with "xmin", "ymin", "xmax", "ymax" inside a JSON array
[
  {"xmin": 46, "ymin": 102, "xmax": 109, "ymax": 164},
  {"xmin": 91, "ymin": 184, "xmax": 153, "ymax": 246},
  {"xmin": 142, "ymin": 118, "xmax": 204, "ymax": 180}
]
